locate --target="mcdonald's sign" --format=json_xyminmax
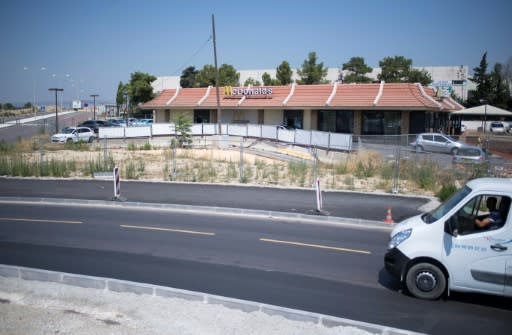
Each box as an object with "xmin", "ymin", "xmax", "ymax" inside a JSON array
[{"xmin": 224, "ymin": 86, "xmax": 273, "ymax": 97}]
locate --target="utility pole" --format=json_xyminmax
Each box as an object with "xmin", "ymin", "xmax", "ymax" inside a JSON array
[
  {"xmin": 212, "ymin": 14, "xmax": 222, "ymax": 134},
  {"xmin": 49, "ymin": 88, "xmax": 64, "ymax": 133},
  {"xmin": 90, "ymin": 94, "xmax": 99, "ymax": 120}
]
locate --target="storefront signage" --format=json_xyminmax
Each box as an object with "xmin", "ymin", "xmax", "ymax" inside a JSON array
[{"xmin": 224, "ymin": 86, "xmax": 273, "ymax": 97}]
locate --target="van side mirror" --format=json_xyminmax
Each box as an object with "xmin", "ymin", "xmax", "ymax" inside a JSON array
[{"xmin": 444, "ymin": 218, "xmax": 459, "ymax": 237}]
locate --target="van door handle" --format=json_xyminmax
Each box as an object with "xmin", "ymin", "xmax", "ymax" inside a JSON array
[{"xmin": 490, "ymin": 244, "xmax": 507, "ymax": 252}]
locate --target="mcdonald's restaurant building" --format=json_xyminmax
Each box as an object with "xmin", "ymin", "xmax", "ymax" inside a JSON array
[{"xmin": 141, "ymin": 82, "xmax": 464, "ymax": 135}]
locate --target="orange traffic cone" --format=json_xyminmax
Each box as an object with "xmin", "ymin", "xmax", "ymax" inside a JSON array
[{"xmin": 384, "ymin": 207, "xmax": 394, "ymax": 224}]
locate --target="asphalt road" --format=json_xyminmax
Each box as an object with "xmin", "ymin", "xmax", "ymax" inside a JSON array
[
  {"xmin": 0, "ymin": 178, "xmax": 430, "ymax": 222},
  {"xmin": 0, "ymin": 202, "xmax": 511, "ymax": 335}
]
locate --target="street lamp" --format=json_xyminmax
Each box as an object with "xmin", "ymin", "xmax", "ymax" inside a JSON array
[
  {"xmin": 49, "ymin": 88, "xmax": 64, "ymax": 133},
  {"xmin": 479, "ymin": 99, "xmax": 489, "ymax": 151},
  {"xmin": 23, "ymin": 66, "xmax": 46, "ymax": 116},
  {"xmin": 123, "ymin": 88, "xmax": 130, "ymax": 124},
  {"xmin": 480, "ymin": 99, "xmax": 488, "ymax": 134},
  {"xmin": 90, "ymin": 94, "xmax": 99, "ymax": 120}
]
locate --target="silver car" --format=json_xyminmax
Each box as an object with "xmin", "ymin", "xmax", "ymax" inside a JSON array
[
  {"xmin": 452, "ymin": 146, "xmax": 488, "ymax": 165},
  {"xmin": 411, "ymin": 133, "xmax": 464, "ymax": 154}
]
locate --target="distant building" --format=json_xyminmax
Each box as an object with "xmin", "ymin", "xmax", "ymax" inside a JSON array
[{"xmin": 152, "ymin": 65, "xmax": 472, "ymax": 101}]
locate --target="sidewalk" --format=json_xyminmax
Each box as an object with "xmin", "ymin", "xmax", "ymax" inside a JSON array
[{"xmin": 0, "ymin": 266, "xmax": 422, "ymax": 335}]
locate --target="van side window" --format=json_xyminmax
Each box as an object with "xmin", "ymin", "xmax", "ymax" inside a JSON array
[{"xmin": 451, "ymin": 195, "xmax": 509, "ymax": 235}]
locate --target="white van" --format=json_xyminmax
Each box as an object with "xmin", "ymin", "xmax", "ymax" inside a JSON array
[{"xmin": 384, "ymin": 178, "xmax": 512, "ymax": 300}]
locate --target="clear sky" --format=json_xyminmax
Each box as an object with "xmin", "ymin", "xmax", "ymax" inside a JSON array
[{"xmin": 1, "ymin": 0, "xmax": 511, "ymax": 106}]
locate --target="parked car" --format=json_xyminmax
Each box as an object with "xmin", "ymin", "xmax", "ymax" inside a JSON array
[
  {"xmin": 490, "ymin": 121, "xmax": 506, "ymax": 134},
  {"xmin": 77, "ymin": 120, "xmax": 111, "ymax": 133},
  {"xmin": 410, "ymin": 133, "xmax": 464, "ymax": 154},
  {"xmin": 51, "ymin": 127, "xmax": 96, "ymax": 143},
  {"xmin": 452, "ymin": 146, "xmax": 488, "ymax": 165}
]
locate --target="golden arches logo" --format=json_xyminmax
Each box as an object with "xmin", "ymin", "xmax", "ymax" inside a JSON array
[{"xmin": 224, "ymin": 86, "xmax": 233, "ymax": 96}]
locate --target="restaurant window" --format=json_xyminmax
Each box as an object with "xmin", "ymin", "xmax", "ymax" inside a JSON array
[
  {"xmin": 318, "ymin": 110, "xmax": 353, "ymax": 133},
  {"xmin": 194, "ymin": 110, "xmax": 210, "ymax": 123},
  {"xmin": 283, "ymin": 110, "xmax": 303, "ymax": 129},
  {"xmin": 362, "ymin": 111, "xmax": 401, "ymax": 135}
]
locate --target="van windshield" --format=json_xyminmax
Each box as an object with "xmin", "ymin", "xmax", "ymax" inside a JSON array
[{"xmin": 423, "ymin": 186, "xmax": 472, "ymax": 223}]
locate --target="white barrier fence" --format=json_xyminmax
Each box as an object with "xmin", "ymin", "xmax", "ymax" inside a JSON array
[{"xmin": 98, "ymin": 123, "xmax": 352, "ymax": 151}]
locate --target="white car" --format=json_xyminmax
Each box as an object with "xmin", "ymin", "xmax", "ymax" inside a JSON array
[
  {"xmin": 51, "ymin": 127, "xmax": 96, "ymax": 143},
  {"xmin": 489, "ymin": 121, "xmax": 505, "ymax": 134}
]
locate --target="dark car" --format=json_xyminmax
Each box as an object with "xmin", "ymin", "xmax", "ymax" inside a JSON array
[{"xmin": 77, "ymin": 120, "xmax": 109, "ymax": 133}]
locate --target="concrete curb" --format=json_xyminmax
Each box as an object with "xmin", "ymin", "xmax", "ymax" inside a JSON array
[
  {"xmin": 0, "ymin": 264, "xmax": 425, "ymax": 335},
  {"xmin": 0, "ymin": 196, "xmax": 392, "ymax": 230}
]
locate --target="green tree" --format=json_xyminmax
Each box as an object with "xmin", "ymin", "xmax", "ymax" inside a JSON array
[
  {"xmin": 378, "ymin": 56, "xmax": 412, "ymax": 82},
  {"xmin": 3, "ymin": 103, "xmax": 14, "ymax": 110},
  {"xmin": 262, "ymin": 72, "xmax": 272, "ymax": 86},
  {"xmin": 180, "ymin": 66, "xmax": 198, "ymax": 88},
  {"xmin": 489, "ymin": 62, "xmax": 511, "ymax": 109},
  {"xmin": 195, "ymin": 65, "xmax": 217, "ymax": 87},
  {"xmin": 23, "ymin": 102, "xmax": 32, "ymax": 109},
  {"xmin": 195, "ymin": 64, "xmax": 239, "ymax": 87},
  {"xmin": 116, "ymin": 81, "xmax": 126, "ymax": 106},
  {"xmin": 468, "ymin": 52, "xmax": 491, "ymax": 106},
  {"xmin": 243, "ymin": 77, "xmax": 261, "ymax": 86},
  {"xmin": 342, "ymin": 57, "xmax": 372, "ymax": 83},
  {"xmin": 174, "ymin": 112, "xmax": 192, "ymax": 147},
  {"xmin": 128, "ymin": 72, "xmax": 157, "ymax": 106},
  {"xmin": 261, "ymin": 72, "xmax": 280, "ymax": 86},
  {"xmin": 218, "ymin": 64, "xmax": 240, "ymax": 86},
  {"xmin": 407, "ymin": 68, "xmax": 433, "ymax": 86},
  {"xmin": 297, "ymin": 52, "xmax": 328, "ymax": 85},
  {"xmin": 276, "ymin": 61, "xmax": 293, "ymax": 85}
]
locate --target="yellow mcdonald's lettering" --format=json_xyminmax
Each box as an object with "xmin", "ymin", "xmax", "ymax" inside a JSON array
[{"xmin": 224, "ymin": 86, "xmax": 233, "ymax": 96}]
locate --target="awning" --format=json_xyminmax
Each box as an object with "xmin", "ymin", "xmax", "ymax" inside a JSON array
[{"xmin": 450, "ymin": 104, "xmax": 512, "ymax": 116}]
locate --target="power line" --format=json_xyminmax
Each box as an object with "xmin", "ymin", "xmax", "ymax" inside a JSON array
[{"xmin": 170, "ymin": 36, "xmax": 212, "ymax": 76}]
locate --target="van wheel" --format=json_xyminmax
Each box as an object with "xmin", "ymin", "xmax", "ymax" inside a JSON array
[{"xmin": 405, "ymin": 262, "xmax": 446, "ymax": 300}]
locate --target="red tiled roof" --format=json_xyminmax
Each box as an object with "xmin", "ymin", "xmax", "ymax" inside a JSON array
[
  {"xmin": 329, "ymin": 83, "xmax": 380, "ymax": 107},
  {"xmin": 141, "ymin": 89, "xmax": 177, "ymax": 108},
  {"xmin": 141, "ymin": 83, "xmax": 463, "ymax": 111},
  {"xmin": 170, "ymin": 87, "xmax": 208, "ymax": 107},
  {"xmin": 285, "ymin": 84, "xmax": 332, "ymax": 107},
  {"xmin": 377, "ymin": 83, "xmax": 440, "ymax": 109}
]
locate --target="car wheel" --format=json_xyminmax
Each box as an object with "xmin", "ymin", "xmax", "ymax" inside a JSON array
[
  {"xmin": 416, "ymin": 145, "xmax": 424, "ymax": 152},
  {"xmin": 405, "ymin": 262, "xmax": 446, "ymax": 300},
  {"xmin": 66, "ymin": 138, "xmax": 73, "ymax": 143},
  {"xmin": 88, "ymin": 137, "xmax": 94, "ymax": 143}
]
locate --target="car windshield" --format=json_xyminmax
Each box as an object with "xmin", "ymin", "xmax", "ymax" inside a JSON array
[
  {"xmin": 63, "ymin": 128, "xmax": 75, "ymax": 134},
  {"xmin": 423, "ymin": 186, "xmax": 472, "ymax": 223}
]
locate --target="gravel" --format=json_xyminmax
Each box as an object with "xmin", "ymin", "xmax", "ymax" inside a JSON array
[{"xmin": 0, "ymin": 276, "xmax": 381, "ymax": 335}]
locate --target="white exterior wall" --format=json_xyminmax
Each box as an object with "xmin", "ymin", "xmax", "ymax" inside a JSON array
[
  {"xmin": 264, "ymin": 109, "xmax": 283, "ymax": 125},
  {"xmin": 221, "ymin": 109, "xmax": 258, "ymax": 124}
]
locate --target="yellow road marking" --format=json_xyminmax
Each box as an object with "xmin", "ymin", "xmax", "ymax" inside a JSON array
[
  {"xmin": 120, "ymin": 225, "xmax": 215, "ymax": 236},
  {"xmin": 260, "ymin": 238, "xmax": 371, "ymax": 255},
  {"xmin": 0, "ymin": 217, "xmax": 82, "ymax": 224}
]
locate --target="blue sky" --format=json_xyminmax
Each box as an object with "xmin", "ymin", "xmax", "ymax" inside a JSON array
[{"xmin": 1, "ymin": 0, "xmax": 511, "ymax": 106}]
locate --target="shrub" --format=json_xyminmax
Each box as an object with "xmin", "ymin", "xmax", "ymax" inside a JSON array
[{"xmin": 436, "ymin": 184, "xmax": 458, "ymax": 201}]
